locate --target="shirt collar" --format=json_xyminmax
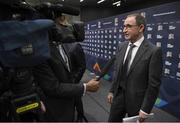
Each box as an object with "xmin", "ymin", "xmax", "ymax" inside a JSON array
[{"xmin": 129, "ymin": 36, "xmax": 144, "ymax": 47}]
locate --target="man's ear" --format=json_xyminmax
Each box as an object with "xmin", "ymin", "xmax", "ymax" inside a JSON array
[{"xmin": 139, "ymin": 24, "xmax": 145, "ymax": 32}]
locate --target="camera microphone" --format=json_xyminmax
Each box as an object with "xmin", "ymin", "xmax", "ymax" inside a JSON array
[
  {"xmin": 36, "ymin": 2, "xmax": 80, "ymax": 17},
  {"xmin": 0, "ymin": 0, "xmax": 36, "ymax": 12},
  {"xmin": 54, "ymin": 3, "xmax": 80, "ymax": 16}
]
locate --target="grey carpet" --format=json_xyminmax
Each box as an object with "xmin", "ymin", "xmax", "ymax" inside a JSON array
[{"xmin": 80, "ymin": 70, "xmax": 180, "ymax": 122}]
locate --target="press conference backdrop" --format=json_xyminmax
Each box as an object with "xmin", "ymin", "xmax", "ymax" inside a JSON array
[{"xmin": 81, "ymin": 1, "xmax": 180, "ymax": 119}]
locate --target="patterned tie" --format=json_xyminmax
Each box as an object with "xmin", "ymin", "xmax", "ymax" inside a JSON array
[
  {"xmin": 123, "ymin": 43, "xmax": 135, "ymax": 76},
  {"xmin": 120, "ymin": 43, "xmax": 135, "ymax": 89}
]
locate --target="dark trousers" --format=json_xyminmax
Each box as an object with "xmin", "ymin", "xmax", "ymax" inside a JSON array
[
  {"xmin": 75, "ymin": 97, "xmax": 88, "ymax": 122},
  {"xmin": 108, "ymin": 89, "xmax": 126, "ymax": 122}
]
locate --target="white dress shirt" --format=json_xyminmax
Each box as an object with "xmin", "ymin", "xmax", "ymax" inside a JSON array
[{"xmin": 123, "ymin": 36, "xmax": 144, "ymax": 71}]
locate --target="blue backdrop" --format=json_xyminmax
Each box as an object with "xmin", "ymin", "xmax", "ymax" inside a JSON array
[{"xmin": 81, "ymin": 1, "xmax": 180, "ymax": 119}]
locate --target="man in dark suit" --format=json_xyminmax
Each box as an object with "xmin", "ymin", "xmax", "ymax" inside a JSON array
[
  {"xmin": 64, "ymin": 42, "xmax": 86, "ymax": 85},
  {"xmin": 107, "ymin": 13, "xmax": 163, "ymax": 122},
  {"xmin": 63, "ymin": 42, "xmax": 87, "ymax": 122},
  {"xmin": 32, "ymin": 14, "xmax": 100, "ymax": 121},
  {"xmin": 33, "ymin": 42, "xmax": 99, "ymax": 122}
]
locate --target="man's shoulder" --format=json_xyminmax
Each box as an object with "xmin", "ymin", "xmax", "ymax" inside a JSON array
[
  {"xmin": 145, "ymin": 40, "xmax": 161, "ymax": 50},
  {"xmin": 117, "ymin": 41, "xmax": 128, "ymax": 49},
  {"xmin": 118, "ymin": 41, "xmax": 127, "ymax": 45},
  {"xmin": 141, "ymin": 40, "xmax": 162, "ymax": 58}
]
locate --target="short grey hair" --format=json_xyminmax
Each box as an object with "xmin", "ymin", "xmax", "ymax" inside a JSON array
[{"xmin": 127, "ymin": 13, "xmax": 146, "ymax": 30}]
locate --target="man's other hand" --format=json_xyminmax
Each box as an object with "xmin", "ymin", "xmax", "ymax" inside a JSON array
[
  {"xmin": 138, "ymin": 110, "xmax": 148, "ymax": 122},
  {"xmin": 107, "ymin": 92, "xmax": 113, "ymax": 104}
]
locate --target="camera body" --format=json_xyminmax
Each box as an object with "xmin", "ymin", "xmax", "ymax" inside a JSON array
[
  {"xmin": 0, "ymin": 0, "xmax": 54, "ymax": 67},
  {"xmin": 0, "ymin": 0, "xmax": 85, "ymax": 121},
  {"xmin": 0, "ymin": 0, "xmax": 53, "ymax": 121},
  {"xmin": 35, "ymin": 2, "xmax": 85, "ymax": 44}
]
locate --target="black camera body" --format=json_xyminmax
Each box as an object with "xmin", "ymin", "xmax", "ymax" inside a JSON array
[
  {"xmin": 0, "ymin": 0, "xmax": 53, "ymax": 121},
  {"xmin": 35, "ymin": 2, "xmax": 85, "ymax": 44},
  {"xmin": 0, "ymin": 0, "xmax": 85, "ymax": 121}
]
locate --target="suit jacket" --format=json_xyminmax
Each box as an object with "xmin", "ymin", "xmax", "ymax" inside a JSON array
[
  {"xmin": 110, "ymin": 39, "xmax": 163, "ymax": 115},
  {"xmin": 63, "ymin": 43, "xmax": 86, "ymax": 84},
  {"xmin": 33, "ymin": 43, "xmax": 84, "ymax": 121}
]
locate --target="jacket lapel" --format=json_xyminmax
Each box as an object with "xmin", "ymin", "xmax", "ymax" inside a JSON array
[
  {"xmin": 128, "ymin": 40, "xmax": 149, "ymax": 76},
  {"xmin": 116, "ymin": 42, "xmax": 129, "ymax": 75},
  {"xmin": 56, "ymin": 45, "xmax": 71, "ymax": 72},
  {"xmin": 62, "ymin": 45, "xmax": 72, "ymax": 72}
]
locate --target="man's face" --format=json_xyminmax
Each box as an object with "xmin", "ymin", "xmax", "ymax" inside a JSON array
[{"xmin": 123, "ymin": 16, "xmax": 143, "ymax": 42}]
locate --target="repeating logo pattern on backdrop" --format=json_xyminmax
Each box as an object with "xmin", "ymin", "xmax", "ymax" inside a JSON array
[{"xmin": 81, "ymin": 1, "xmax": 180, "ymax": 119}]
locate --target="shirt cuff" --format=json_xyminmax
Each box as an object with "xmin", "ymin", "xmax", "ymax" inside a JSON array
[
  {"xmin": 83, "ymin": 83, "xmax": 86, "ymax": 96},
  {"xmin": 140, "ymin": 109, "xmax": 148, "ymax": 115}
]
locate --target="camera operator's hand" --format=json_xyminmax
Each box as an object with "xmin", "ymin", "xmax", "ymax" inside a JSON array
[
  {"xmin": 85, "ymin": 79, "xmax": 100, "ymax": 92},
  {"xmin": 40, "ymin": 101, "xmax": 46, "ymax": 113}
]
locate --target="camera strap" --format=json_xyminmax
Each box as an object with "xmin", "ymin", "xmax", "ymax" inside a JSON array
[{"xmin": 10, "ymin": 93, "xmax": 41, "ymax": 115}]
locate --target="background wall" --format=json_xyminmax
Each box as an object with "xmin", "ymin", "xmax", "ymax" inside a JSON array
[
  {"xmin": 80, "ymin": 0, "xmax": 179, "ymax": 22},
  {"xmin": 81, "ymin": 1, "xmax": 180, "ymax": 119}
]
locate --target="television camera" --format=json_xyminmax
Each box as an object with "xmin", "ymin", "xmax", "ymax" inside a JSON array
[
  {"xmin": 35, "ymin": 2, "xmax": 85, "ymax": 44},
  {"xmin": 0, "ymin": 0, "xmax": 85, "ymax": 121},
  {"xmin": 0, "ymin": 0, "xmax": 55, "ymax": 121}
]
